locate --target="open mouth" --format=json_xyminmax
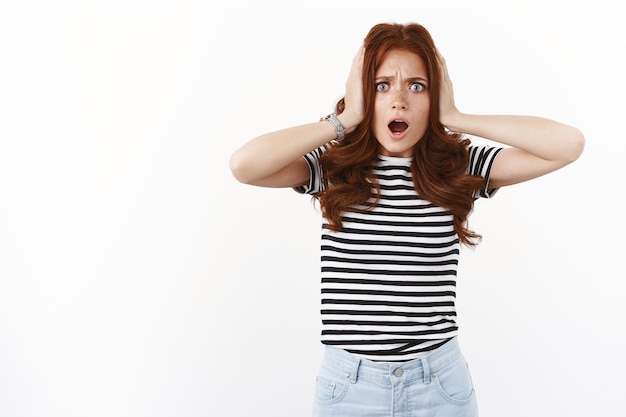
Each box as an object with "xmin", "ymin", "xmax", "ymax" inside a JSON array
[{"xmin": 388, "ymin": 120, "xmax": 409, "ymax": 135}]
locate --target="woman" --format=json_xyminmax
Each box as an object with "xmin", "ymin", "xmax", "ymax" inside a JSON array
[{"xmin": 230, "ymin": 22, "xmax": 583, "ymax": 417}]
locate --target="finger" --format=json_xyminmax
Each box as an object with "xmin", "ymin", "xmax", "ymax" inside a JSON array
[
  {"xmin": 353, "ymin": 45, "xmax": 364, "ymax": 70},
  {"xmin": 434, "ymin": 47, "xmax": 448, "ymax": 72}
]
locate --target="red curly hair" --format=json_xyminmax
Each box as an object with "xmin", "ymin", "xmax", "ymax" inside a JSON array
[{"xmin": 316, "ymin": 23, "xmax": 486, "ymax": 246}]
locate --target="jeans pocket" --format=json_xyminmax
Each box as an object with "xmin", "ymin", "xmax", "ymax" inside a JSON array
[
  {"xmin": 433, "ymin": 357, "xmax": 476, "ymax": 405},
  {"xmin": 314, "ymin": 373, "xmax": 349, "ymax": 405}
]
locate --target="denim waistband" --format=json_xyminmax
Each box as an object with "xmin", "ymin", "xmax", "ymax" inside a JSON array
[{"xmin": 321, "ymin": 337, "xmax": 464, "ymax": 385}]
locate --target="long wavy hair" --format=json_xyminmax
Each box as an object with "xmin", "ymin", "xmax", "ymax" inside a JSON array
[{"xmin": 316, "ymin": 22, "xmax": 486, "ymax": 246}]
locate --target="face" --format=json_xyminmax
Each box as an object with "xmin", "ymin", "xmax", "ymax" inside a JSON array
[{"xmin": 372, "ymin": 49, "xmax": 430, "ymax": 158}]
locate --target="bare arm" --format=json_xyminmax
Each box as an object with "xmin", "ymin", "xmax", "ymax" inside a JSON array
[
  {"xmin": 437, "ymin": 53, "xmax": 585, "ymax": 189},
  {"xmin": 229, "ymin": 121, "xmax": 339, "ymax": 188},
  {"xmin": 229, "ymin": 46, "xmax": 366, "ymax": 188}
]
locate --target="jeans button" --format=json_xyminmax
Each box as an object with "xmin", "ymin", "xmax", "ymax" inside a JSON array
[{"xmin": 393, "ymin": 368, "xmax": 403, "ymax": 377}]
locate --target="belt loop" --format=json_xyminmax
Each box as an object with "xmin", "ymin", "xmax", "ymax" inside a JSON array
[
  {"xmin": 349, "ymin": 357, "xmax": 361, "ymax": 384},
  {"xmin": 421, "ymin": 356, "xmax": 431, "ymax": 384}
]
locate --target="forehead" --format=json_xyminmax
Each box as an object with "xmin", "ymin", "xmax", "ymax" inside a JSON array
[{"xmin": 376, "ymin": 49, "xmax": 428, "ymax": 77}]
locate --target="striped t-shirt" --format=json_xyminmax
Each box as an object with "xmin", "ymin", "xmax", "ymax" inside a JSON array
[{"xmin": 296, "ymin": 145, "xmax": 502, "ymax": 362}]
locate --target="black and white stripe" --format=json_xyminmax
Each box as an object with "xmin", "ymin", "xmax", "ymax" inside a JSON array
[{"xmin": 297, "ymin": 146, "xmax": 501, "ymax": 361}]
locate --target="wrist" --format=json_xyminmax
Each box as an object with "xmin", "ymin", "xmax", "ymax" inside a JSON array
[
  {"xmin": 320, "ymin": 113, "xmax": 346, "ymax": 142},
  {"xmin": 440, "ymin": 110, "xmax": 465, "ymax": 132},
  {"xmin": 336, "ymin": 111, "xmax": 361, "ymax": 134}
]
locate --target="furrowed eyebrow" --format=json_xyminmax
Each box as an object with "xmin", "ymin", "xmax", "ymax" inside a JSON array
[{"xmin": 375, "ymin": 75, "xmax": 429, "ymax": 83}]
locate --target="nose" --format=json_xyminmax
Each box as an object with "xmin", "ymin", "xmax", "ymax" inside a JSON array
[{"xmin": 391, "ymin": 87, "xmax": 408, "ymax": 110}]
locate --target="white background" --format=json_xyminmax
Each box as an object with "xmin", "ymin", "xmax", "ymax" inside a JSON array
[{"xmin": 1, "ymin": 1, "xmax": 624, "ymax": 416}]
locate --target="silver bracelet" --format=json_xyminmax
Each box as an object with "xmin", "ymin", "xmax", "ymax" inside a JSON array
[{"xmin": 320, "ymin": 113, "xmax": 345, "ymax": 142}]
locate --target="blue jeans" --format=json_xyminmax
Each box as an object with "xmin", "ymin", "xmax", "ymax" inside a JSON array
[{"xmin": 312, "ymin": 338, "xmax": 478, "ymax": 417}]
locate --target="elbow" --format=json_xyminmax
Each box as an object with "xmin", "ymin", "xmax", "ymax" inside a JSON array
[
  {"xmin": 565, "ymin": 127, "xmax": 585, "ymax": 163},
  {"xmin": 229, "ymin": 151, "xmax": 254, "ymax": 184}
]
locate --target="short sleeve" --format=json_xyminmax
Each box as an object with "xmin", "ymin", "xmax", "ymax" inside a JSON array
[
  {"xmin": 468, "ymin": 145, "xmax": 503, "ymax": 199},
  {"xmin": 293, "ymin": 146, "xmax": 326, "ymax": 195}
]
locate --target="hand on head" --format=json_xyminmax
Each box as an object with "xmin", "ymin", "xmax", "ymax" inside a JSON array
[
  {"xmin": 435, "ymin": 49, "xmax": 460, "ymax": 128},
  {"xmin": 337, "ymin": 45, "xmax": 366, "ymax": 133}
]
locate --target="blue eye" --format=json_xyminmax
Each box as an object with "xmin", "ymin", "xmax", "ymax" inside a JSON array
[
  {"xmin": 410, "ymin": 82, "xmax": 425, "ymax": 92},
  {"xmin": 376, "ymin": 82, "xmax": 389, "ymax": 92}
]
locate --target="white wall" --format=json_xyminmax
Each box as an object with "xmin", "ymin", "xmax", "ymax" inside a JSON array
[{"xmin": 1, "ymin": 1, "xmax": 624, "ymax": 416}]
